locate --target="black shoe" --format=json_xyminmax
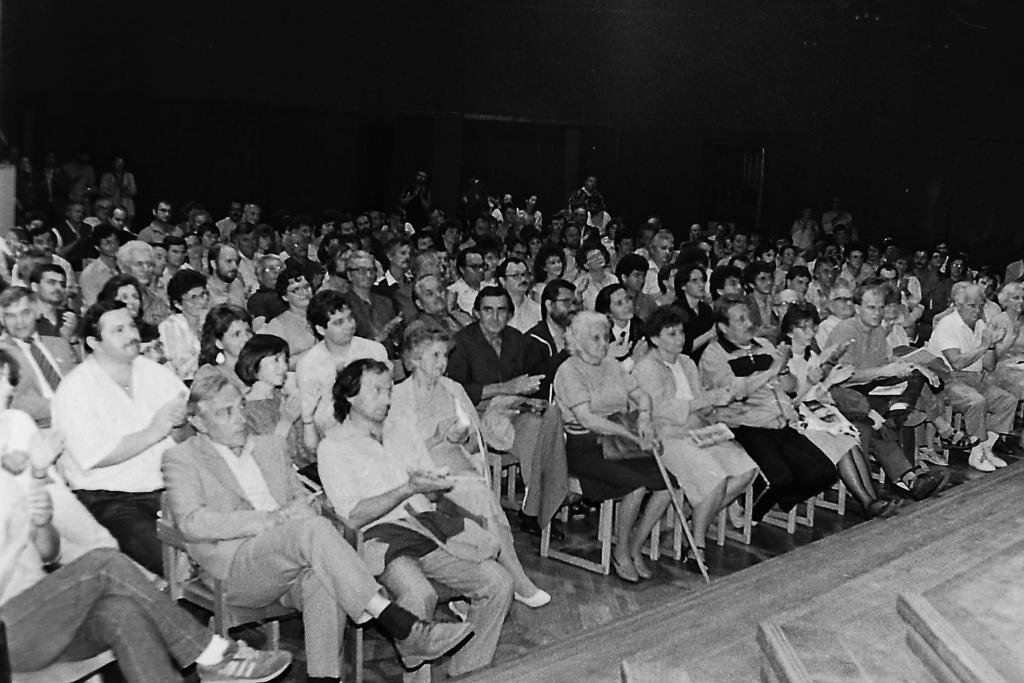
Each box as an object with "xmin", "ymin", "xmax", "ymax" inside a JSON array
[
  {"xmin": 908, "ymin": 470, "xmax": 950, "ymax": 501},
  {"xmin": 517, "ymin": 512, "xmax": 565, "ymax": 540}
]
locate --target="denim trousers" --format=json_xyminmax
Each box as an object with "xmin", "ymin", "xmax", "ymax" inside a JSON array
[
  {"xmin": 74, "ymin": 489, "xmax": 164, "ymax": 575},
  {"xmin": 0, "ymin": 548, "xmax": 210, "ymax": 682}
]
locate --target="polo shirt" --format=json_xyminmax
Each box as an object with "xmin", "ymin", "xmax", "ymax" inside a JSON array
[
  {"xmin": 928, "ymin": 310, "xmax": 987, "ymax": 372},
  {"xmin": 825, "ymin": 316, "xmax": 892, "ymax": 370}
]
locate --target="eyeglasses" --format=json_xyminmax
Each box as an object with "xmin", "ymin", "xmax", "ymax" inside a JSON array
[
  {"xmin": 831, "ymin": 296, "xmax": 853, "ymax": 302},
  {"xmin": 347, "ymin": 266, "xmax": 375, "ymax": 275},
  {"xmin": 183, "ymin": 290, "xmax": 210, "ymax": 303}
]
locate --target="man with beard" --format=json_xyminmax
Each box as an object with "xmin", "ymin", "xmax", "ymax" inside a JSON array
[
  {"xmin": 206, "ymin": 243, "xmax": 247, "ymax": 308},
  {"xmin": 52, "ymin": 300, "xmax": 189, "ymax": 574}
]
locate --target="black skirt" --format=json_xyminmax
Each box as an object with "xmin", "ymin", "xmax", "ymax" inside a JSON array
[{"xmin": 565, "ymin": 432, "xmax": 668, "ymax": 500}]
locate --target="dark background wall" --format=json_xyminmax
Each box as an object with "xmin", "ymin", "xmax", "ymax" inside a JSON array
[{"xmin": 3, "ymin": 0, "xmax": 1024, "ymax": 263}]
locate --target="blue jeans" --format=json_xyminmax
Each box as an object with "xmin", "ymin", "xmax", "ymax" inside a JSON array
[
  {"xmin": 0, "ymin": 548, "xmax": 210, "ymax": 682},
  {"xmin": 74, "ymin": 489, "xmax": 164, "ymax": 575}
]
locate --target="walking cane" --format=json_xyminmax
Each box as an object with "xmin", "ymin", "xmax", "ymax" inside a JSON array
[{"xmin": 650, "ymin": 440, "xmax": 710, "ymax": 584}]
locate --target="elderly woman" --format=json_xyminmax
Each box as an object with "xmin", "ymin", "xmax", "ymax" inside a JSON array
[
  {"xmin": 159, "ymin": 269, "xmax": 210, "ymax": 381},
  {"xmin": 699, "ymin": 295, "xmax": 837, "ymax": 522},
  {"xmin": 384, "ymin": 323, "xmax": 550, "ymax": 607},
  {"xmin": 631, "ymin": 306, "xmax": 759, "ymax": 564},
  {"xmin": 553, "ymin": 311, "xmax": 673, "ymax": 582},
  {"xmin": 989, "ymin": 282, "xmax": 1024, "ymax": 445},
  {"xmin": 779, "ymin": 304, "xmax": 898, "ymax": 518},
  {"xmin": 194, "ymin": 304, "xmax": 252, "ymax": 390},
  {"xmin": 116, "ymin": 240, "xmax": 171, "ymax": 326},
  {"xmin": 259, "ymin": 271, "xmax": 315, "ymax": 364}
]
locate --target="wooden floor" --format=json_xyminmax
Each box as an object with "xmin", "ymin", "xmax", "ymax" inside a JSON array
[
  {"xmin": 142, "ymin": 445, "xmax": 1017, "ymax": 683},
  {"xmin": 464, "ymin": 449, "xmax": 1024, "ymax": 683}
]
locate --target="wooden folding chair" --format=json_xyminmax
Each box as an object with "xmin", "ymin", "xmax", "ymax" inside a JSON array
[{"xmin": 12, "ymin": 651, "xmax": 114, "ymax": 683}]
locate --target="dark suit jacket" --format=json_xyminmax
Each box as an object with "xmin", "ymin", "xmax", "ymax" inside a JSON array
[
  {"xmin": 447, "ymin": 322, "xmax": 531, "ymax": 404},
  {"xmin": 162, "ymin": 433, "xmax": 309, "ymax": 580},
  {"xmin": 0, "ymin": 334, "xmax": 80, "ymax": 427}
]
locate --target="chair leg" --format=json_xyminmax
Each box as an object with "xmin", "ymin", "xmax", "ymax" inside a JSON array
[{"xmin": 264, "ymin": 620, "xmax": 281, "ymax": 650}]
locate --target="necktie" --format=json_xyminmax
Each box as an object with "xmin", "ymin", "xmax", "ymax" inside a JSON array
[{"xmin": 27, "ymin": 338, "xmax": 62, "ymax": 392}]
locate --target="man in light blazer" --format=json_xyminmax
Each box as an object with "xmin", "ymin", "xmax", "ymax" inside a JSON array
[
  {"xmin": 162, "ymin": 372, "xmax": 473, "ymax": 682},
  {"xmin": 0, "ymin": 287, "xmax": 79, "ymax": 428}
]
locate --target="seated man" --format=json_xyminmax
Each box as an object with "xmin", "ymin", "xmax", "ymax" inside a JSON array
[
  {"xmin": 344, "ymin": 249, "xmax": 403, "ymax": 354},
  {"xmin": 0, "ymin": 287, "xmax": 79, "ymax": 429},
  {"xmin": 926, "ymin": 282, "xmax": 1017, "ymax": 471},
  {"xmin": 0, "ymin": 474, "xmax": 292, "ymax": 682},
  {"xmin": 117, "ymin": 240, "xmax": 172, "ymax": 326},
  {"xmin": 52, "ymin": 300, "xmax": 188, "ymax": 575},
  {"xmin": 163, "ymin": 372, "xmax": 473, "ymax": 682},
  {"xmin": 410, "ymin": 273, "xmax": 471, "ymax": 336},
  {"xmin": 616, "ymin": 253, "xmax": 656, "ymax": 322},
  {"xmin": 699, "ymin": 295, "xmax": 838, "ymax": 521},
  {"xmin": 825, "ymin": 281, "xmax": 952, "ymax": 496},
  {"xmin": 318, "ymin": 359, "xmax": 513, "ymax": 678},
  {"xmin": 296, "ymin": 289, "xmax": 389, "ymax": 443},
  {"xmin": 447, "ymin": 285, "xmax": 547, "ymax": 472}
]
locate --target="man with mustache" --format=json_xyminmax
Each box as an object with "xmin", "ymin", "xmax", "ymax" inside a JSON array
[{"xmin": 52, "ymin": 300, "xmax": 189, "ymax": 574}]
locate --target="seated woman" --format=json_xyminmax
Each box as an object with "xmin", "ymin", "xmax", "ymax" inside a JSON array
[
  {"xmin": 990, "ymin": 282, "xmax": 1024, "ymax": 408},
  {"xmin": 674, "ymin": 262, "xmax": 716, "ymax": 362},
  {"xmin": 631, "ymin": 306, "xmax": 760, "ymax": 565},
  {"xmin": 159, "ymin": 269, "xmax": 210, "ymax": 381},
  {"xmin": 779, "ymin": 304, "xmax": 898, "ymax": 518},
  {"xmin": 698, "ymin": 295, "xmax": 838, "ymax": 522},
  {"xmin": 194, "ymin": 304, "xmax": 253, "ymax": 391},
  {"xmin": 553, "ymin": 311, "xmax": 673, "ymax": 583},
  {"xmin": 574, "ymin": 242, "xmax": 618, "ymax": 311},
  {"xmin": 384, "ymin": 323, "xmax": 550, "ymax": 607},
  {"xmin": 234, "ymin": 334, "xmax": 308, "ymax": 471},
  {"xmin": 259, "ymin": 271, "xmax": 316, "ymax": 365},
  {"xmin": 594, "ymin": 283, "xmax": 645, "ymax": 366},
  {"xmin": 530, "ymin": 242, "xmax": 566, "ymax": 303},
  {"xmin": 97, "ymin": 273, "xmax": 162, "ymax": 361}
]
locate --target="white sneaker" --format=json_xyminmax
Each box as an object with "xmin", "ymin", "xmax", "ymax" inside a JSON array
[
  {"xmin": 987, "ymin": 452, "xmax": 1008, "ymax": 468},
  {"xmin": 969, "ymin": 447, "xmax": 996, "ymax": 472}
]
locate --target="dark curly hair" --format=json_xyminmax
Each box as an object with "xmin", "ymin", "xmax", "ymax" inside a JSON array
[{"xmin": 333, "ymin": 358, "xmax": 391, "ymax": 424}]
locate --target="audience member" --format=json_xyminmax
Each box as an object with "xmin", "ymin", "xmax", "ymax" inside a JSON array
[
  {"xmin": 53, "ymin": 300, "xmax": 189, "ymax": 574},
  {"xmin": 260, "ymin": 271, "xmax": 316, "ymax": 362},
  {"xmin": 160, "ymin": 268, "xmax": 210, "ymax": 381},
  {"xmin": 318, "ymin": 359, "xmax": 509, "ymax": 677},
  {"xmin": 164, "ymin": 370, "xmax": 474, "ymax": 680},
  {"xmin": 497, "ymin": 257, "xmax": 541, "ymax": 332}
]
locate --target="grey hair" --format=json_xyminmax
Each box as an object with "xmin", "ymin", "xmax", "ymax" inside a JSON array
[
  {"xmin": 997, "ymin": 281, "xmax": 1024, "ymax": 309},
  {"xmin": 116, "ymin": 240, "xmax": 155, "ymax": 270},
  {"xmin": 951, "ymin": 282, "xmax": 983, "ymax": 306},
  {"xmin": 566, "ymin": 310, "xmax": 610, "ymax": 355}
]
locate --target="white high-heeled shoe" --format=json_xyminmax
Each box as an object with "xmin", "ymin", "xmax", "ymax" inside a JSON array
[{"xmin": 514, "ymin": 589, "xmax": 551, "ymax": 608}]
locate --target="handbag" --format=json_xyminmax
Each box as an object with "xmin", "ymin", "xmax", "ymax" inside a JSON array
[{"xmin": 597, "ymin": 412, "xmax": 654, "ymax": 460}]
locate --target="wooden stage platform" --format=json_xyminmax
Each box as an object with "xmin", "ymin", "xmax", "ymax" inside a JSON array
[{"xmin": 464, "ymin": 462, "xmax": 1024, "ymax": 682}]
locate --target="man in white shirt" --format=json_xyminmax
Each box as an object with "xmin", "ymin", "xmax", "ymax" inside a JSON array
[
  {"xmin": 216, "ymin": 201, "xmax": 243, "ymax": 240},
  {"xmin": 497, "ymin": 257, "xmax": 541, "ymax": 332},
  {"xmin": 52, "ymin": 300, "xmax": 189, "ymax": 574},
  {"xmin": 319, "ymin": 360, "xmax": 513, "ymax": 678},
  {"xmin": 80, "ymin": 223, "xmax": 124, "ymax": 307},
  {"xmin": 447, "ymin": 247, "xmax": 486, "ymax": 316},
  {"xmin": 642, "ymin": 230, "xmax": 674, "ymax": 295},
  {"xmin": 927, "ymin": 283, "xmax": 1017, "ymax": 471},
  {"xmin": 162, "ymin": 372, "xmax": 471, "ymax": 680},
  {"xmin": 296, "ymin": 290, "xmax": 389, "ymax": 439}
]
